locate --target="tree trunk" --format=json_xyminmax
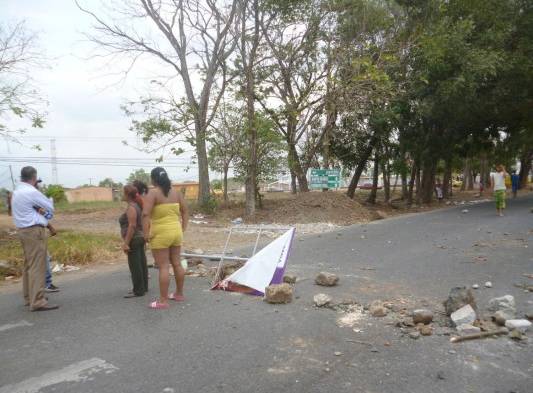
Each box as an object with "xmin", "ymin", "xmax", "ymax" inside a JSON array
[
  {"xmin": 443, "ymin": 158, "xmax": 452, "ymax": 199},
  {"xmin": 420, "ymin": 160, "xmax": 436, "ymax": 204},
  {"xmin": 223, "ymin": 164, "xmax": 229, "ymax": 204},
  {"xmin": 347, "ymin": 135, "xmax": 377, "ymax": 199},
  {"xmin": 195, "ymin": 126, "xmax": 211, "ymax": 205},
  {"xmin": 243, "ymin": 0, "xmax": 260, "ymax": 217},
  {"xmin": 407, "ymin": 162, "xmax": 417, "ymax": 205},
  {"xmin": 415, "ymin": 167, "xmax": 421, "ymax": 205},
  {"xmin": 401, "ymin": 168, "xmax": 408, "ymax": 200},
  {"xmin": 367, "ymin": 154, "xmax": 380, "ymax": 204},
  {"xmin": 519, "ymin": 149, "xmax": 532, "ymax": 188},
  {"xmin": 460, "ymin": 158, "xmax": 473, "ymax": 191},
  {"xmin": 382, "ymin": 160, "xmax": 391, "ymax": 204},
  {"xmin": 290, "ymin": 169, "xmax": 297, "ymax": 194},
  {"xmin": 288, "ymin": 142, "xmax": 309, "ymax": 192}
]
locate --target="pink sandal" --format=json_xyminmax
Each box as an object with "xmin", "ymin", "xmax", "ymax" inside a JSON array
[
  {"xmin": 169, "ymin": 293, "xmax": 185, "ymax": 302},
  {"xmin": 149, "ymin": 300, "xmax": 169, "ymax": 309}
]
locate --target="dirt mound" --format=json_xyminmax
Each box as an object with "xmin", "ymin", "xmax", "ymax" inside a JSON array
[{"xmin": 255, "ymin": 191, "xmax": 373, "ymax": 225}]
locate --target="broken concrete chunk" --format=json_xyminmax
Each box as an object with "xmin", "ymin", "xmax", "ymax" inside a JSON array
[
  {"xmin": 487, "ymin": 295, "xmax": 516, "ymax": 313},
  {"xmin": 369, "ymin": 301, "xmax": 388, "ymax": 317},
  {"xmin": 283, "ymin": 274, "xmax": 297, "ymax": 284},
  {"xmin": 409, "ymin": 331, "xmax": 421, "ymax": 339},
  {"xmin": 315, "ymin": 272, "xmax": 339, "ymax": 287},
  {"xmin": 484, "ymin": 281, "xmax": 493, "ymax": 288},
  {"xmin": 451, "ymin": 304, "xmax": 477, "ymax": 327},
  {"xmin": 264, "ymin": 283, "xmax": 293, "ymax": 304},
  {"xmin": 472, "ymin": 284, "xmax": 479, "ymax": 289},
  {"xmin": 493, "ymin": 309, "xmax": 515, "ymax": 324},
  {"xmin": 412, "ymin": 309, "xmax": 433, "ymax": 325},
  {"xmin": 313, "ymin": 293, "xmax": 332, "ymax": 307},
  {"xmin": 456, "ymin": 324, "xmax": 481, "ymax": 335},
  {"xmin": 504, "ymin": 319, "xmax": 532, "ymax": 333},
  {"xmin": 444, "ymin": 287, "xmax": 477, "ymax": 316}
]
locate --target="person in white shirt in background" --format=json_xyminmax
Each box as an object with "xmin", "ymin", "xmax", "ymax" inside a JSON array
[
  {"xmin": 490, "ymin": 164, "xmax": 508, "ymax": 217},
  {"xmin": 11, "ymin": 166, "xmax": 59, "ymax": 311}
]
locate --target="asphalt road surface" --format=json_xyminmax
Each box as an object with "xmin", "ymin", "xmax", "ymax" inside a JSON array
[{"xmin": 1, "ymin": 195, "xmax": 532, "ymax": 393}]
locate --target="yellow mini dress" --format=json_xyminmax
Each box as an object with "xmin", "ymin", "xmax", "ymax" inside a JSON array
[{"xmin": 150, "ymin": 203, "xmax": 183, "ymax": 249}]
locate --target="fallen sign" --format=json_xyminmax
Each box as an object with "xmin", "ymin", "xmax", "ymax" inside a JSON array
[{"xmin": 212, "ymin": 226, "xmax": 296, "ymax": 296}]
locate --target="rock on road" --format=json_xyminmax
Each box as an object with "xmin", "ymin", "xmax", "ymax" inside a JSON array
[{"xmin": 1, "ymin": 195, "xmax": 532, "ymax": 393}]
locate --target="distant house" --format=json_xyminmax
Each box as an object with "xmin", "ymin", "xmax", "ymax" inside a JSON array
[
  {"xmin": 172, "ymin": 182, "xmax": 199, "ymax": 200},
  {"xmin": 65, "ymin": 186, "xmax": 113, "ymax": 203}
]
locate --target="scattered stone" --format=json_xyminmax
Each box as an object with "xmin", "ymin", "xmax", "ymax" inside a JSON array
[
  {"xmin": 448, "ymin": 350, "xmax": 456, "ymax": 354},
  {"xmin": 0, "ymin": 261, "xmax": 18, "ymax": 276},
  {"xmin": 504, "ymin": 319, "xmax": 532, "ymax": 333},
  {"xmin": 369, "ymin": 301, "xmax": 388, "ymax": 317},
  {"xmin": 472, "ymin": 284, "xmax": 479, "ymax": 289},
  {"xmin": 221, "ymin": 261, "xmax": 245, "ymax": 279},
  {"xmin": 487, "ymin": 295, "xmax": 516, "ymax": 314},
  {"xmin": 451, "ymin": 304, "xmax": 477, "ymax": 327},
  {"xmin": 315, "ymin": 272, "xmax": 339, "ymax": 287},
  {"xmin": 412, "ymin": 309, "xmax": 433, "ymax": 325},
  {"xmin": 456, "ymin": 324, "xmax": 481, "ymax": 335},
  {"xmin": 409, "ymin": 331, "xmax": 421, "ymax": 340},
  {"xmin": 509, "ymin": 330, "xmax": 525, "ymax": 341},
  {"xmin": 264, "ymin": 283, "xmax": 293, "ymax": 304},
  {"xmin": 444, "ymin": 287, "xmax": 477, "ymax": 316},
  {"xmin": 525, "ymin": 309, "xmax": 533, "ymax": 321},
  {"xmin": 192, "ymin": 248, "xmax": 204, "ymax": 255},
  {"xmin": 334, "ymin": 351, "xmax": 343, "ymax": 356},
  {"xmin": 283, "ymin": 274, "xmax": 297, "ymax": 284},
  {"xmin": 484, "ymin": 281, "xmax": 493, "ymax": 288},
  {"xmin": 401, "ymin": 317, "xmax": 415, "ymax": 327},
  {"xmin": 418, "ymin": 325, "xmax": 433, "ymax": 336},
  {"xmin": 313, "ymin": 293, "xmax": 332, "ymax": 307},
  {"xmin": 461, "ymin": 209, "xmax": 469, "ymax": 214},
  {"xmin": 492, "ymin": 309, "xmax": 515, "ymax": 326},
  {"xmin": 231, "ymin": 217, "xmax": 243, "ymax": 225}
]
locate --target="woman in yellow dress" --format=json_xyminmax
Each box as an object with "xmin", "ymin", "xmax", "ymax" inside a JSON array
[{"xmin": 142, "ymin": 167, "xmax": 189, "ymax": 309}]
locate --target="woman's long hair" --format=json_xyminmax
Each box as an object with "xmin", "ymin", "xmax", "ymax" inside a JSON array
[
  {"xmin": 151, "ymin": 167, "xmax": 171, "ymax": 197},
  {"xmin": 124, "ymin": 185, "xmax": 143, "ymax": 209},
  {"xmin": 132, "ymin": 180, "xmax": 148, "ymax": 196}
]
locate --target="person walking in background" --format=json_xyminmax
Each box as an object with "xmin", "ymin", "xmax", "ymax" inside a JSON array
[
  {"xmin": 119, "ymin": 185, "xmax": 148, "ymax": 298},
  {"xmin": 511, "ymin": 170, "xmax": 520, "ymax": 198},
  {"xmin": 490, "ymin": 164, "xmax": 508, "ymax": 217},
  {"xmin": 11, "ymin": 166, "xmax": 59, "ymax": 311},
  {"xmin": 142, "ymin": 167, "xmax": 188, "ymax": 309}
]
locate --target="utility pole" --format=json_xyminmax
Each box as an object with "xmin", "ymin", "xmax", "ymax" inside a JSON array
[
  {"xmin": 8, "ymin": 165, "xmax": 15, "ymax": 189},
  {"xmin": 88, "ymin": 178, "xmax": 93, "ymax": 186},
  {"xmin": 50, "ymin": 138, "xmax": 58, "ymax": 184}
]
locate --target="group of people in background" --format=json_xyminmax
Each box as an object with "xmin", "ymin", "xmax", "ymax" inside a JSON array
[{"xmin": 10, "ymin": 165, "xmax": 188, "ymax": 311}]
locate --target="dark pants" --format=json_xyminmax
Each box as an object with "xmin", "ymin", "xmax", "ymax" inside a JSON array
[{"xmin": 128, "ymin": 237, "xmax": 148, "ymax": 296}]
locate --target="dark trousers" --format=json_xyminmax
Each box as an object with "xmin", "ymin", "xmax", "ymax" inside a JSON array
[{"xmin": 128, "ymin": 237, "xmax": 148, "ymax": 296}]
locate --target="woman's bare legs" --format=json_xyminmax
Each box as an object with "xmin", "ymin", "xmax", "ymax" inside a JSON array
[
  {"xmin": 152, "ymin": 248, "xmax": 170, "ymax": 304},
  {"xmin": 169, "ymin": 246, "xmax": 184, "ymax": 296}
]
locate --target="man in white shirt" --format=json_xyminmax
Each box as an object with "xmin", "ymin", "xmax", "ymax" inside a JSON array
[
  {"xmin": 12, "ymin": 166, "xmax": 59, "ymax": 311},
  {"xmin": 490, "ymin": 164, "xmax": 508, "ymax": 217}
]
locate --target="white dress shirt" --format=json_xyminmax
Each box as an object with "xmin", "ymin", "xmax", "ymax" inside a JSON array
[{"xmin": 11, "ymin": 182, "xmax": 55, "ymax": 229}]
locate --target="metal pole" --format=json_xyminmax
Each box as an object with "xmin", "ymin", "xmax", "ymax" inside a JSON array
[
  {"xmin": 251, "ymin": 225, "xmax": 263, "ymax": 256},
  {"xmin": 212, "ymin": 227, "xmax": 233, "ymax": 286}
]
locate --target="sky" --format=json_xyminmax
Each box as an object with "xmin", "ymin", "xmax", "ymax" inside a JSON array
[{"xmin": 0, "ymin": 0, "xmax": 203, "ymax": 190}]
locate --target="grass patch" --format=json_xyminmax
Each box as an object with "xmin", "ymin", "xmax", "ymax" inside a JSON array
[
  {"xmin": 55, "ymin": 200, "xmax": 123, "ymax": 214},
  {"xmin": 0, "ymin": 229, "xmax": 122, "ymax": 278}
]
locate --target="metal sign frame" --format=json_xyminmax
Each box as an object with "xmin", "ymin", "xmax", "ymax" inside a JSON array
[{"xmin": 181, "ymin": 225, "xmax": 293, "ymax": 286}]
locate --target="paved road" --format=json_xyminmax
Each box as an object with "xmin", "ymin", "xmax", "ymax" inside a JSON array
[{"xmin": 1, "ymin": 195, "xmax": 532, "ymax": 393}]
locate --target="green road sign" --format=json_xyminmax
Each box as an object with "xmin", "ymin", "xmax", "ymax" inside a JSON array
[{"xmin": 310, "ymin": 168, "xmax": 341, "ymax": 189}]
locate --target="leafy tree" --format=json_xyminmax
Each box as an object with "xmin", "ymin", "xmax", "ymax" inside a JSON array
[
  {"xmin": 98, "ymin": 178, "xmax": 123, "ymax": 189},
  {"xmin": 126, "ymin": 169, "xmax": 150, "ymax": 185},
  {"xmin": 43, "ymin": 184, "xmax": 66, "ymax": 203},
  {"xmin": 0, "ymin": 21, "xmax": 47, "ymax": 139}
]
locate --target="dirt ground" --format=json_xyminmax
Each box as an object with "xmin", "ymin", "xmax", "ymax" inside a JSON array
[{"xmin": 1, "ymin": 188, "xmax": 528, "ymax": 254}]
